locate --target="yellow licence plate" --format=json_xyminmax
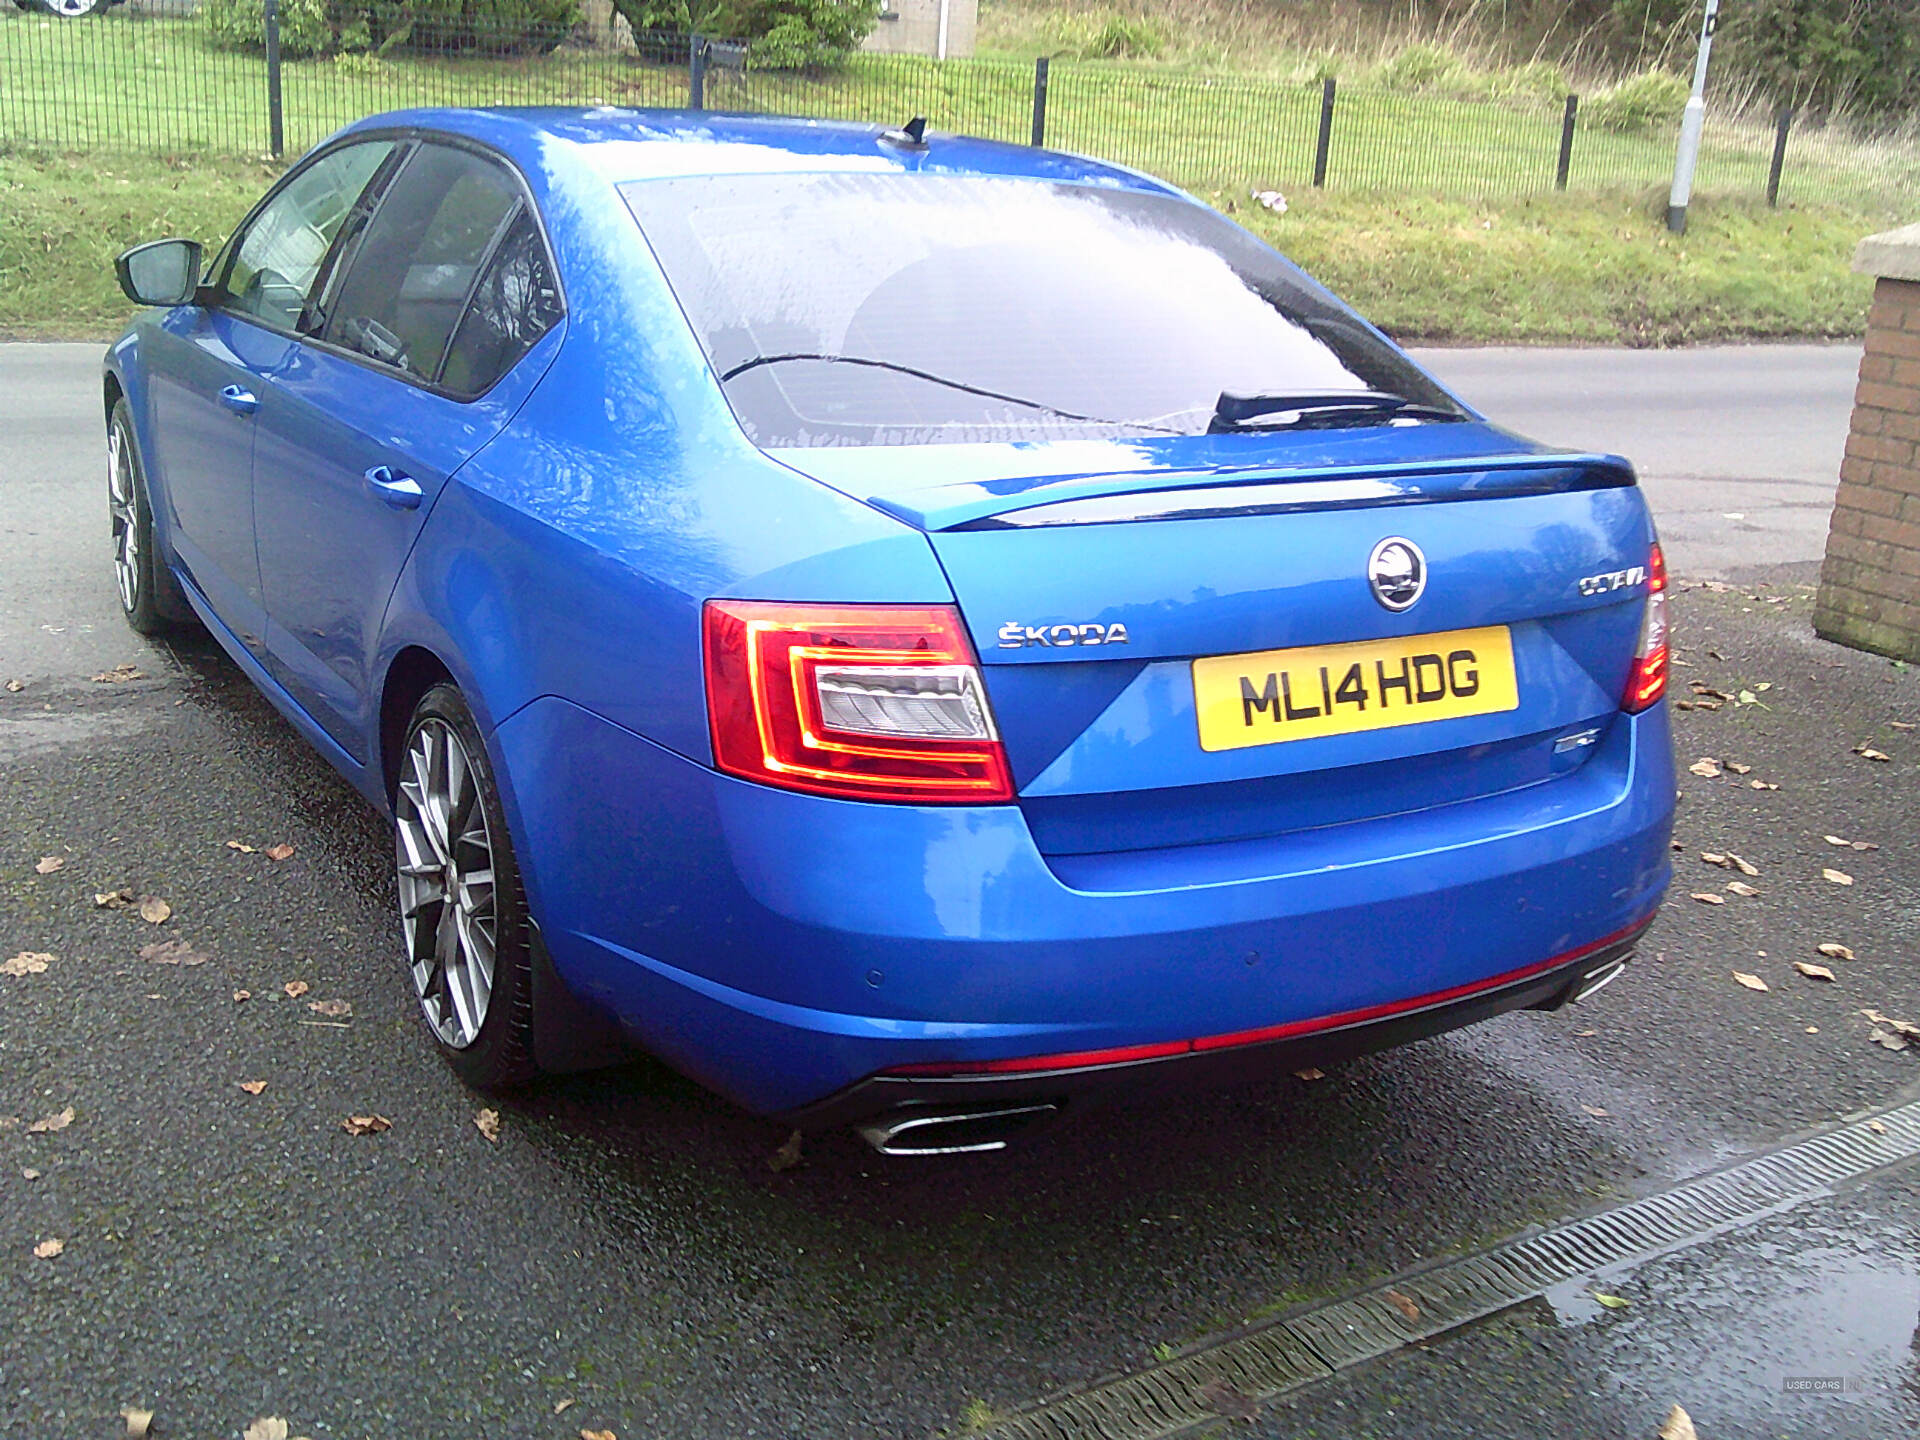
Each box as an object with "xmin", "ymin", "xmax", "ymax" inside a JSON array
[{"xmin": 1192, "ymin": 625, "xmax": 1519, "ymax": 752}]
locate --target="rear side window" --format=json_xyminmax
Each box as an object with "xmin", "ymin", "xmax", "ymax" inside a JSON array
[
  {"xmin": 322, "ymin": 144, "xmax": 521, "ymax": 382},
  {"xmin": 623, "ymin": 173, "xmax": 1458, "ymax": 448},
  {"xmin": 439, "ymin": 208, "xmax": 564, "ymax": 397}
]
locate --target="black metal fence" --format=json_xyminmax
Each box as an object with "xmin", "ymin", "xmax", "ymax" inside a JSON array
[{"xmin": 3, "ymin": 1, "xmax": 1916, "ymax": 212}]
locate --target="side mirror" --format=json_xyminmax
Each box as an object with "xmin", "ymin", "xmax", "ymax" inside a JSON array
[{"xmin": 115, "ymin": 239, "xmax": 205, "ymax": 308}]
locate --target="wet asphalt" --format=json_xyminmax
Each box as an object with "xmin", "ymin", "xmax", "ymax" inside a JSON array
[{"xmin": 3, "ymin": 342, "xmax": 1918, "ymax": 1439}]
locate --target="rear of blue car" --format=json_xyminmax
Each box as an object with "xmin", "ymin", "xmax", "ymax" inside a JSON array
[{"xmin": 496, "ymin": 153, "xmax": 1674, "ymax": 1149}]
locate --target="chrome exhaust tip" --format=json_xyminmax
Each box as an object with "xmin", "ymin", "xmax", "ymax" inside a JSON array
[
  {"xmin": 1570, "ymin": 958, "xmax": 1628, "ymax": 1003},
  {"xmin": 857, "ymin": 1103, "xmax": 1060, "ymax": 1156}
]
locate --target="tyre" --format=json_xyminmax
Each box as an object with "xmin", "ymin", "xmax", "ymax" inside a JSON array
[
  {"xmin": 107, "ymin": 398, "xmax": 194, "ymax": 635},
  {"xmin": 39, "ymin": 0, "xmax": 111, "ymax": 15},
  {"xmin": 394, "ymin": 683, "xmax": 538, "ymax": 1089}
]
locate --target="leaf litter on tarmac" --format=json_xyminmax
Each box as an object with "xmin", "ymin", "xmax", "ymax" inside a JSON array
[{"xmin": 2, "ymin": 951, "xmax": 52, "ymax": 976}]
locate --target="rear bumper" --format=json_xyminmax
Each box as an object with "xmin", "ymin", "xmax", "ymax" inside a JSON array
[{"xmin": 490, "ymin": 696, "xmax": 1674, "ymax": 1116}]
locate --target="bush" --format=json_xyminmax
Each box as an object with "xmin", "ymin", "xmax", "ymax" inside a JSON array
[
  {"xmin": 1373, "ymin": 42, "xmax": 1467, "ymax": 92},
  {"xmin": 609, "ymin": 0, "xmax": 875, "ymax": 67},
  {"xmin": 203, "ymin": 0, "xmax": 335, "ymax": 58},
  {"xmin": 202, "ymin": 0, "xmax": 580, "ymax": 57},
  {"xmin": 1584, "ymin": 70, "xmax": 1689, "ymax": 134}
]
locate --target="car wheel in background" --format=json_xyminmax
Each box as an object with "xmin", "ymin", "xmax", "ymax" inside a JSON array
[
  {"xmin": 395, "ymin": 683, "xmax": 538, "ymax": 1089},
  {"xmin": 39, "ymin": 0, "xmax": 112, "ymax": 15},
  {"xmin": 108, "ymin": 399, "xmax": 194, "ymax": 635}
]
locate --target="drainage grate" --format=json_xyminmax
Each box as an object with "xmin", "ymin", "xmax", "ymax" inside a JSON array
[{"xmin": 984, "ymin": 1099, "xmax": 1920, "ymax": 1440}]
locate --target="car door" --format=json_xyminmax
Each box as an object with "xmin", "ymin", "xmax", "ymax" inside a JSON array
[
  {"xmin": 143, "ymin": 140, "xmax": 398, "ymax": 653},
  {"xmin": 250, "ymin": 141, "xmax": 565, "ymax": 762}
]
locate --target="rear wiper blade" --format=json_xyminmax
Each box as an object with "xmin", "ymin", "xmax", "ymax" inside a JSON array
[{"xmin": 1209, "ymin": 389, "xmax": 1463, "ymax": 433}]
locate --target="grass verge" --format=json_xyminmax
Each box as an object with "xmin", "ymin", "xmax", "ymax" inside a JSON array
[{"xmin": 0, "ymin": 149, "xmax": 1876, "ymax": 345}]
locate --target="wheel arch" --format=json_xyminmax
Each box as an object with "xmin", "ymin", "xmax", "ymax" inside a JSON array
[{"xmin": 378, "ymin": 647, "xmax": 456, "ymax": 803}]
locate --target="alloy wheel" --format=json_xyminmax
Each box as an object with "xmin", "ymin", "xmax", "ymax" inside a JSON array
[
  {"xmin": 107, "ymin": 421, "xmax": 140, "ymax": 616},
  {"xmin": 44, "ymin": 0, "xmax": 106, "ymax": 15},
  {"xmin": 395, "ymin": 718, "xmax": 498, "ymax": 1048}
]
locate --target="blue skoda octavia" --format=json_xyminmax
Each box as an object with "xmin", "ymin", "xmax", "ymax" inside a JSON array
[{"xmin": 105, "ymin": 108, "xmax": 1673, "ymax": 1153}]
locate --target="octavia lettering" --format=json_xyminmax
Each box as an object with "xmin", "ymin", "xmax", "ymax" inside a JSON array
[{"xmin": 1192, "ymin": 626, "xmax": 1520, "ymax": 753}]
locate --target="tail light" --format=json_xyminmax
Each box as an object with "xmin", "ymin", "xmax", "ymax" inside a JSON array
[
  {"xmin": 703, "ymin": 600, "xmax": 1014, "ymax": 804},
  {"xmin": 1622, "ymin": 542, "xmax": 1669, "ymax": 713}
]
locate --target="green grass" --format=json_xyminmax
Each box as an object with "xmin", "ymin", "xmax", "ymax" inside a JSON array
[{"xmin": 0, "ymin": 149, "xmax": 1877, "ymax": 345}]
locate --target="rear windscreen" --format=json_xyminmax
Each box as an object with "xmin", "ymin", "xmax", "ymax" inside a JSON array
[{"xmin": 621, "ymin": 173, "xmax": 1459, "ymax": 448}]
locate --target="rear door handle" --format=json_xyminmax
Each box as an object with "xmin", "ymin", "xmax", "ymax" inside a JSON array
[
  {"xmin": 217, "ymin": 384, "xmax": 258, "ymax": 415},
  {"xmin": 364, "ymin": 464, "xmax": 423, "ymax": 510}
]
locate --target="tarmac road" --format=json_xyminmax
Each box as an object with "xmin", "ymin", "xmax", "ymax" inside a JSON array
[{"xmin": 3, "ymin": 341, "xmax": 1917, "ymax": 1439}]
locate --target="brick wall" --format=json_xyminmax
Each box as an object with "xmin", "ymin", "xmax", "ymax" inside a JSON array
[{"xmin": 1815, "ymin": 273, "xmax": 1920, "ymax": 662}]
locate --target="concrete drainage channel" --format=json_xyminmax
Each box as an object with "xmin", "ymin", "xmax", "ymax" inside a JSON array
[{"xmin": 981, "ymin": 1099, "xmax": 1920, "ymax": 1440}]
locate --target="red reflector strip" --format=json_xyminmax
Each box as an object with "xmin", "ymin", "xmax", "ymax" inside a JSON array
[{"xmin": 880, "ymin": 915, "xmax": 1652, "ymax": 1079}]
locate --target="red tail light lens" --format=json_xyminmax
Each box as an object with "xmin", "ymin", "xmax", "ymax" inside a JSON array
[
  {"xmin": 703, "ymin": 600, "xmax": 1014, "ymax": 804},
  {"xmin": 1623, "ymin": 542, "xmax": 1669, "ymax": 713}
]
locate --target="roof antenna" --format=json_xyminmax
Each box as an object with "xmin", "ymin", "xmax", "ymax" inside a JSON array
[{"xmin": 880, "ymin": 116, "xmax": 929, "ymax": 149}]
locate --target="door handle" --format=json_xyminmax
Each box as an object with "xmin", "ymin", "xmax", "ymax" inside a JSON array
[
  {"xmin": 217, "ymin": 383, "xmax": 258, "ymax": 415},
  {"xmin": 364, "ymin": 464, "xmax": 424, "ymax": 510}
]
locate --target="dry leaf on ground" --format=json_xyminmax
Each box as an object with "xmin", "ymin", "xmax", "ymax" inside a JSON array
[
  {"xmin": 121, "ymin": 1407, "xmax": 153, "ymax": 1439},
  {"xmin": 1732, "ymin": 972, "xmax": 1770, "ymax": 992},
  {"xmin": 1823, "ymin": 868, "xmax": 1854, "ymax": 886},
  {"xmin": 1854, "ymin": 746, "xmax": 1891, "ymax": 762},
  {"xmin": 94, "ymin": 889, "xmax": 134, "ymax": 908},
  {"xmin": 3, "ymin": 678, "xmax": 22, "ymax": 693},
  {"xmin": 342, "ymin": 1114, "xmax": 391, "ymax": 1135},
  {"xmin": 1750, "ymin": 779, "xmax": 1779, "ymax": 790},
  {"xmin": 1687, "ymin": 758, "xmax": 1721, "ymax": 778},
  {"xmin": 307, "ymin": 998, "xmax": 352, "ymax": 1018},
  {"xmin": 33, "ymin": 1238, "xmax": 64, "ymax": 1259},
  {"xmin": 140, "ymin": 939, "xmax": 208, "ymax": 966},
  {"xmin": 91, "ymin": 664, "xmax": 146, "ymax": 684},
  {"xmin": 1659, "ymin": 1403, "xmax": 1699, "ymax": 1440},
  {"xmin": 1581, "ymin": 1105, "xmax": 1610, "ymax": 1118},
  {"xmin": 1870, "ymin": 1120, "xmax": 1889, "ymax": 1134},
  {"xmin": 1384, "ymin": 1288, "xmax": 1421, "ymax": 1322},
  {"xmin": 137, "ymin": 897, "xmax": 171, "ymax": 924},
  {"xmin": 475, "ymin": 1108, "xmax": 501, "ymax": 1144},
  {"xmin": 242, "ymin": 1420, "xmax": 289, "ymax": 1440},
  {"xmin": 1591, "ymin": 1291, "xmax": 1631, "ymax": 1309},
  {"xmin": 1726, "ymin": 882, "xmax": 1761, "ymax": 898},
  {"xmin": 1293, "ymin": 1066, "xmax": 1326, "ymax": 1080},
  {"xmin": 579, "ymin": 1430, "xmax": 617, "ymax": 1440},
  {"xmin": 233, "ymin": 989, "xmax": 251, "ymax": 1003},
  {"xmin": 1728, "ymin": 855, "xmax": 1759, "ymax": 876},
  {"xmin": 1822, "ymin": 835, "xmax": 1876, "ymax": 849},
  {"xmin": 1792, "ymin": 962, "xmax": 1836, "ymax": 982},
  {"xmin": 226, "ymin": 840, "xmax": 256, "ymax": 853},
  {"xmin": 1817, "ymin": 943, "xmax": 1855, "ymax": 961},
  {"xmin": 282, "ymin": 980, "xmax": 309, "ymax": 999},
  {"xmin": 26, "ymin": 1106, "xmax": 75, "ymax": 1134},
  {"xmin": 238, "ymin": 1080, "xmax": 267, "ymax": 1095},
  {"xmin": 1690, "ymin": 892, "xmax": 1725, "ymax": 905},
  {"xmin": 2, "ymin": 952, "xmax": 52, "ymax": 977},
  {"xmin": 554, "ymin": 1398, "xmax": 576, "ymax": 1414},
  {"xmin": 1862, "ymin": 1009, "xmax": 1920, "ymax": 1039},
  {"xmin": 264, "ymin": 843, "xmax": 295, "ymax": 862},
  {"xmin": 1699, "ymin": 852, "xmax": 1729, "ymax": 867},
  {"xmin": 768, "ymin": 1129, "xmax": 804, "ymax": 1172},
  {"xmin": 1873, "ymin": 1030, "xmax": 1912, "ymax": 1052},
  {"xmin": 1725, "ymin": 759, "xmax": 1752, "ymax": 772},
  {"xmin": 34, "ymin": 856, "xmax": 64, "ymax": 874},
  {"xmin": 22, "ymin": 1168, "xmax": 40, "ymax": 1181}
]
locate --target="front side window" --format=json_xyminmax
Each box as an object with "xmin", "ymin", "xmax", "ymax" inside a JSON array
[
  {"xmin": 221, "ymin": 141, "xmax": 395, "ymax": 334},
  {"xmin": 623, "ymin": 173, "xmax": 1460, "ymax": 448},
  {"xmin": 322, "ymin": 144, "xmax": 522, "ymax": 382}
]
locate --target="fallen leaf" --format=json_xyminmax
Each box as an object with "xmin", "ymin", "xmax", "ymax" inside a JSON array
[
  {"xmin": 342, "ymin": 1114, "xmax": 391, "ymax": 1135},
  {"xmin": 1195, "ymin": 1378, "xmax": 1260, "ymax": 1422},
  {"xmin": 1817, "ymin": 943, "xmax": 1855, "ymax": 961},
  {"xmin": 34, "ymin": 855, "xmax": 64, "ymax": 874},
  {"xmin": 1690, "ymin": 892, "xmax": 1725, "ymax": 905},
  {"xmin": 1591, "ymin": 1291, "xmax": 1631, "ymax": 1309},
  {"xmin": 2, "ymin": 951, "xmax": 52, "ymax": 977},
  {"xmin": 233, "ymin": 989, "xmax": 251, "ymax": 1002},
  {"xmin": 140, "ymin": 939, "xmax": 208, "ymax": 966},
  {"xmin": 283, "ymin": 980, "xmax": 310, "ymax": 999},
  {"xmin": 91, "ymin": 664, "xmax": 146, "ymax": 684},
  {"xmin": 1737, "ymin": 691, "xmax": 1757, "ymax": 705},
  {"xmin": 475, "ymin": 1108, "xmax": 501, "ymax": 1144},
  {"xmin": 579, "ymin": 1430, "xmax": 617, "ymax": 1440},
  {"xmin": 1750, "ymin": 779, "xmax": 1779, "ymax": 790},
  {"xmin": 1726, "ymin": 881, "xmax": 1760, "ymax": 898},
  {"xmin": 264, "ymin": 843, "xmax": 295, "ymax": 862},
  {"xmin": 1688, "ymin": 758, "xmax": 1721, "ymax": 778},
  {"xmin": 33, "ymin": 1238, "xmax": 64, "ymax": 1259},
  {"xmin": 138, "ymin": 897, "xmax": 171, "ymax": 924},
  {"xmin": 1293, "ymin": 1066, "xmax": 1326, "ymax": 1080},
  {"xmin": 1793, "ymin": 962, "xmax": 1836, "ymax": 982},
  {"xmin": 242, "ymin": 1420, "xmax": 289, "ymax": 1440},
  {"xmin": 1824, "ymin": 835, "xmax": 1852, "ymax": 847},
  {"xmin": 1726, "ymin": 760, "xmax": 1752, "ymax": 774},
  {"xmin": 1659, "ymin": 1402, "xmax": 1699, "ymax": 1440},
  {"xmin": 1732, "ymin": 972, "xmax": 1770, "ymax": 992},
  {"xmin": 121, "ymin": 1407, "xmax": 153, "ymax": 1439},
  {"xmin": 1870, "ymin": 1120, "xmax": 1889, "ymax": 1135},
  {"xmin": 1383, "ymin": 1287, "xmax": 1421, "ymax": 1321},
  {"xmin": 554, "ymin": 1399, "xmax": 576, "ymax": 1415},
  {"xmin": 226, "ymin": 840, "xmax": 256, "ymax": 853},
  {"xmin": 1728, "ymin": 854, "xmax": 1759, "ymax": 876},
  {"xmin": 26, "ymin": 1106, "xmax": 74, "ymax": 1134},
  {"xmin": 3, "ymin": 678, "xmax": 21, "ymax": 693},
  {"xmin": 1861, "ymin": 1009, "xmax": 1920, "ymax": 1037},
  {"xmin": 238, "ymin": 1080, "xmax": 267, "ymax": 1095},
  {"xmin": 21, "ymin": 1168, "xmax": 40, "ymax": 1181},
  {"xmin": 768, "ymin": 1129, "xmax": 804, "ymax": 1172},
  {"xmin": 94, "ymin": 888, "xmax": 134, "ymax": 908},
  {"xmin": 1575, "ymin": 1028, "xmax": 1599, "ymax": 1037},
  {"xmin": 1872, "ymin": 1030, "xmax": 1910, "ymax": 1052},
  {"xmin": 1823, "ymin": 868, "xmax": 1854, "ymax": 886},
  {"xmin": 1581, "ymin": 1105, "xmax": 1609, "ymax": 1118},
  {"xmin": 1854, "ymin": 746, "xmax": 1891, "ymax": 762},
  {"xmin": 307, "ymin": 998, "xmax": 352, "ymax": 1018},
  {"xmin": 1892, "ymin": 720, "xmax": 1916, "ymax": 731},
  {"xmin": 1699, "ymin": 852, "xmax": 1729, "ymax": 867}
]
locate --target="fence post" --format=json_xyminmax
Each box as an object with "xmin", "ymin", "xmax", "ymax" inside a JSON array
[
  {"xmin": 1555, "ymin": 93, "xmax": 1577, "ymax": 190},
  {"xmin": 1030, "ymin": 56, "xmax": 1049, "ymax": 147},
  {"xmin": 1767, "ymin": 106, "xmax": 1793, "ymax": 206},
  {"xmin": 264, "ymin": 0, "xmax": 284, "ymax": 159},
  {"xmin": 689, "ymin": 35, "xmax": 706, "ymax": 111},
  {"xmin": 1312, "ymin": 77, "xmax": 1335, "ymax": 188}
]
